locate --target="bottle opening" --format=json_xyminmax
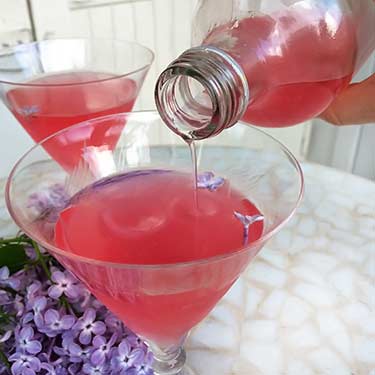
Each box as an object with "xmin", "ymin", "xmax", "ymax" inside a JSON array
[
  {"xmin": 175, "ymin": 76, "xmax": 214, "ymax": 129},
  {"xmin": 155, "ymin": 46, "xmax": 250, "ymax": 140},
  {"xmin": 156, "ymin": 72, "xmax": 216, "ymax": 140}
]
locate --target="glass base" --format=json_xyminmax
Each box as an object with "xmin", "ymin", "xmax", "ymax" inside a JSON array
[{"xmin": 151, "ymin": 345, "xmax": 197, "ymax": 375}]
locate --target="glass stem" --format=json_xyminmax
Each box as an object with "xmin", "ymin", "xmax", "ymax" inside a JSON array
[
  {"xmin": 151, "ymin": 345, "xmax": 186, "ymax": 375},
  {"xmin": 148, "ymin": 337, "xmax": 195, "ymax": 375}
]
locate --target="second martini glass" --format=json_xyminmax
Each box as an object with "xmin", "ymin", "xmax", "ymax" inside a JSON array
[
  {"xmin": 6, "ymin": 111, "xmax": 303, "ymax": 374},
  {"xmin": 0, "ymin": 38, "xmax": 154, "ymax": 170}
]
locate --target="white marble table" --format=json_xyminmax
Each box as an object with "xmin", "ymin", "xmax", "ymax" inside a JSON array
[{"xmin": 1, "ymin": 162, "xmax": 375, "ymax": 374}]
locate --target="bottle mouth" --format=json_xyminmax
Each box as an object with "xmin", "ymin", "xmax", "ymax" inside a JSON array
[
  {"xmin": 155, "ymin": 46, "xmax": 250, "ymax": 141},
  {"xmin": 155, "ymin": 66, "xmax": 221, "ymax": 140}
]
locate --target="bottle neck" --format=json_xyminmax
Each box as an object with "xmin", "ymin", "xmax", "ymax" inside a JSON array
[{"xmin": 154, "ymin": 46, "xmax": 250, "ymax": 140}]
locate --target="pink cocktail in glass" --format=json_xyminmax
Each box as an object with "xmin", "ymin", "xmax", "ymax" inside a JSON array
[
  {"xmin": 6, "ymin": 111, "xmax": 303, "ymax": 374},
  {"xmin": 0, "ymin": 39, "xmax": 154, "ymax": 170}
]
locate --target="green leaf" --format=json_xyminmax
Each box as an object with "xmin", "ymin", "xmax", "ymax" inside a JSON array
[{"xmin": 0, "ymin": 243, "xmax": 28, "ymax": 273}]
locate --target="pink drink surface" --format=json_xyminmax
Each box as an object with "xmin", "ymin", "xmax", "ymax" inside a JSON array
[
  {"xmin": 7, "ymin": 72, "xmax": 137, "ymax": 170},
  {"xmin": 54, "ymin": 170, "xmax": 263, "ymax": 345},
  {"xmin": 205, "ymin": 10, "xmax": 356, "ymax": 127}
]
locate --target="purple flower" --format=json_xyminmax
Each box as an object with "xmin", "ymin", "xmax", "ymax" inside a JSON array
[
  {"xmin": 21, "ymin": 312, "xmax": 34, "ymax": 325},
  {"xmin": 0, "ymin": 232, "xmax": 156, "ymax": 375},
  {"xmin": 52, "ymin": 345, "xmax": 68, "ymax": 358},
  {"xmin": 126, "ymin": 333, "xmax": 146, "ymax": 350},
  {"xmin": 68, "ymin": 342, "xmax": 93, "ymax": 363},
  {"xmin": 28, "ymin": 183, "xmax": 68, "ymax": 222},
  {"xmin": 24, "ymin": 245, "xmax": 37, "ymax": 260},
  {"xmin": 0, "ymin": 290, "xmax": 10, "ymax": 305},
  {"xmin": 48, "ymin": 270, "xmax": 81, "ymax": 300},
  {"xmin": 0, "ymin": 364, "xmax": 8, "ymax": 374},
  {"xmin": 82, "ymin": 362, "xmax": 109, "ymax": 375},
  {"xmin": 132, "ymin": 351, "xmax": 154, "ymax": 375},
  {"xmin": 25, "ymin": 282, "xmax": 45, "ymax": 324},
  {"xmin": 104, "ymin": 314, "xmax": 123, "ymax": 334},
  {"xmin": 111, "ymin": 339, "xmax": 145, "ymax": 373},
  {"xmin": 53, "ymin": 331, "xmax": 76, "ymax": 357},
  {"xmin": 0, "ymin": 266, "xmax": 21, "ymax": 290},
  {"xmin": 55, "ymin": 364, "xmax": 69, "ymax": 375},
  {"xmin": 32, "ymin": 296, "xmax": 47, "ymax": 315},
  {"xmin": 16, "ymin": 326, "xmax": 42, "ymax": 355},
  {"xmin": 14, "ymin": 294, "xmax": 25, "ymax": 317},
  {"xmin": 62, "ymin": 330, "xmax": 77, "ymax": 347},
  {"xmin": 23, "ymin": 295, "xmax": 47, "ymax": 326},
  {"xmin": 91, "ymin": 298, "xmax": 104, "ymax": 310},
  {"xmin": 9, "ymin": 352, "xmax": 41, "ymax": 375},
  {"xmin": 43, "ymin": 309, "xmax": 75, "ymax": 336},
  {"xmin": 73, "ymin": 308, "xmax": 106, "ymax": 345},
  {"xmin": 76, "ymin": 288, "xmax": 92, "ymax": 312},
  {"xmin": 68, "ymin": 363, "xmax": 81, "ymax": 375},
  {"xmin": 34, "ymin": 313, "xmax": 45, "ymax": 329},
  {"xmin": 0, "ymin": 330, "xmax": 12, "ymax": 343},
  {"xmin": 91, "ymin": 333, "xmax": 117, "ymax": 366},
  {"xmin": 197, "ymin": 172, "xmax": 225, "ymax": 191},
  {"xmin": 234, "ymin": 211, "xmax": 264, "ymax": 245},
  {"xmin": 26, "ymin": 281, "xmax": 42, "ymax": 305},
  {"xmin": 40, "ymin": 362, "xmax": 57, "ymax": 374}
]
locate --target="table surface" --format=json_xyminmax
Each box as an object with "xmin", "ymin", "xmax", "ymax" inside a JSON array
[{"xmin": 1, "ymin": 162, "xmax": 375, "ymax": 375}]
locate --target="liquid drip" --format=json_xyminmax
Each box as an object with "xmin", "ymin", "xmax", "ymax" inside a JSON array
[{"xmin": 188, "ymin": 140, "xmax": 199, "ymax": 208}]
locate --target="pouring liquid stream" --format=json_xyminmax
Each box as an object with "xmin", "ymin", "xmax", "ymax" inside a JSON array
[{"xmin": 187, "ymin": 140, "xmax": 199, "ymax": 210}]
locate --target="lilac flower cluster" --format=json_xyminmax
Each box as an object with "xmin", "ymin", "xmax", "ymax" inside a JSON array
[{"xmin": 0, "ymin": 250, "xmax": 153, "ymax": 375}]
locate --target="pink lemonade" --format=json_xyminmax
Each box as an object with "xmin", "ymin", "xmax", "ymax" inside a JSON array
[
  {"xmin": 205, "ymin": 10, "xmax": 356, "ymax": 127},
  {"xmin": 54, "ymin": 170, "xmax": 263, "ymax": 346},
  {"xmin": 6, "ymin": 72, "xmax": 138, "ymax": 170}
]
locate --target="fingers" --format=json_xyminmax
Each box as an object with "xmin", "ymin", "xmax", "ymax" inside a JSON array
[{"xmin": 319, "ymin": 73, "xmax": 375, "ymax": 126}]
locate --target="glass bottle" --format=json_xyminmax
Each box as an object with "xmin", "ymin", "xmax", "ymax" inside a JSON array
[{"xmin": 155, "ymin": 0, "xmax": 375, "ymax": 140}]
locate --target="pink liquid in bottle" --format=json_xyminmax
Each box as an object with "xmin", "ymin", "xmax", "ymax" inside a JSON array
[{"xmin": 204, "ymin": 8, "xmax": 357, "ymax": 127}]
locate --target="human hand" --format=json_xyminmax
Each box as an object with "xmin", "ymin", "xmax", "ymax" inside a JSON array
[{"xmin": 320, "ymin": 73, "xmax": 375, "ymax": 126}]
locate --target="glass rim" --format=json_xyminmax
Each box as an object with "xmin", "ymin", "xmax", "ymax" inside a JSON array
[
  {"xmin": 0, "ymin": 38, "xmax": 155, "ymax": 87},
  {"xmin": 6, "ymin": 110, "xmax": 304, "ymax": 270}
]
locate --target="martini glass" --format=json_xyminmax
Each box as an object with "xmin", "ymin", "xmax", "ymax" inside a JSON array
[
  {"xmin": 6, "ymin": 111, "xmax": 303, "ymax": 375},
  {"xmin": 0, "ymin": 38, "xmax": 154, "ymax": 170}
]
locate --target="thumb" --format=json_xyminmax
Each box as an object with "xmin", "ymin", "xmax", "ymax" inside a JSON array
[{"xmin": 320, "ymin": 73, "xmax": 375, "ymax": 126}]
